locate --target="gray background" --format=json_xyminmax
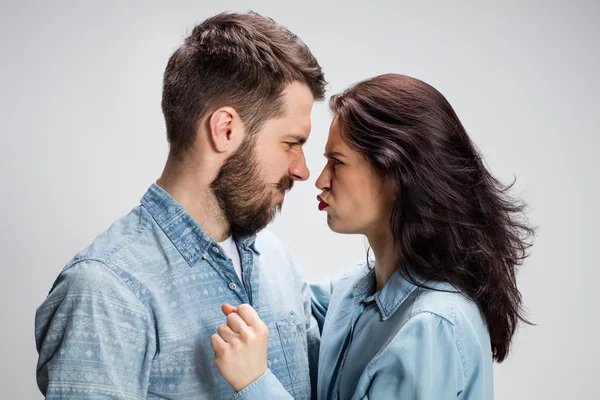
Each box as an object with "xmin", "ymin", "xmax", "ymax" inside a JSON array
[{"xmin": 1, "ymin": 0, "xmax": 598, "ymax": 398}]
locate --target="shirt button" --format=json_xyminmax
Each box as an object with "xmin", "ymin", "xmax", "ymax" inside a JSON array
[
  {"xmin": 228, "ymin": 282, "xmax": 237, "ymax": 290},
  {"xmin": 212, "ymin": 246, "xmax": 219, "ymax": 253},
  {"xmin": 202, "ymin": 252, "xmax": 209, "ymax": 260}
]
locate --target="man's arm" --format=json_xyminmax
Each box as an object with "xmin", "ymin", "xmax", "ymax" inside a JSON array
[{"xmin": 35, "ymin": 260, "xmax": 156, "ymax": 399}]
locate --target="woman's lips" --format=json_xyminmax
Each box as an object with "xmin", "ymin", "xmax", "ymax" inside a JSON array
[{"xmin": 317, "ymin": 195, "xmax": 329, "ymax": 211}]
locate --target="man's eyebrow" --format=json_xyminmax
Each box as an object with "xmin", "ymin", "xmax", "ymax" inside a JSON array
[{"xmin": 283, "ymin": 134, "xmax": 307, "ymax": 144}]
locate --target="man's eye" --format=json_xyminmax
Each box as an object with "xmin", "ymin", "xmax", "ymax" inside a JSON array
[
  {"xmin": 286, "ymin": 142, "xmax": 298, "ymax": 149},
  {"xmin": 332, "ymin": 158, "xmax": 342, "ymax": 166}
]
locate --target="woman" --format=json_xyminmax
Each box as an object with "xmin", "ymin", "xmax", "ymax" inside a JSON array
[{"xmin": 211, "ymin": 73, "xmax": 534, "ymax": 399}]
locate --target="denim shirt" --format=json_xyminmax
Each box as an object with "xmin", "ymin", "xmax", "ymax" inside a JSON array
[
  {"xmin": 247, "ymin": 261, "xmax": 494, "ymax": 399},
  {"xmin": 35, "ymin": 184, "xmax": 319, "ymax": 399}
]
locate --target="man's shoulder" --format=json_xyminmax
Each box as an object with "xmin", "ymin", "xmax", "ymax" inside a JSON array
[
  {"xmin": 37, "ymin": 258, "xmax": 151, "ymax": 326},
  {"xmin": 69, "ymin": 205, "xmax": 153, "ymax": 268},
  {"xmin": 49, "ymin": 205, "xmax": 159, "ymax": 304}
]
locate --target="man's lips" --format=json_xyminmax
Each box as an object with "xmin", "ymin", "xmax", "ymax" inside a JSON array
[{"xmin": 317, "ymin": 195, "xmax": 329, "ymax": 211}]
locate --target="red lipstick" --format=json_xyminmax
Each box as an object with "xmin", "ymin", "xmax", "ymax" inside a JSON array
[{"xmin": 317, "ymin": 196, "xmax": 329, "ymax": 211}]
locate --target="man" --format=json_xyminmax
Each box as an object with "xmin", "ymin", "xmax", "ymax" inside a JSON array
[{"xmin": 35, "ymin": 11, "xmax": 326, "ymax": 399}]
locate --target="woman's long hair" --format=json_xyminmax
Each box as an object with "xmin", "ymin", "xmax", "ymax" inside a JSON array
[{"xmin": 330, "ymin": 74, "xmax": 534, "ymax": 362}]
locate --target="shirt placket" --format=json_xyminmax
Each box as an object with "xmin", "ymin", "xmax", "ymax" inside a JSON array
[
  {"xmin": 239, "ymin": 244, "xmax": 256, "ymax": 306},
  {"xmin": 201, "ymin": 244, "xmax": 250, "ymax": 304}
]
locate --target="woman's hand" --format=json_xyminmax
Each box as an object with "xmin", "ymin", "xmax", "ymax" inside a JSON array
[{"xmin": 211, "ymin": 303, "xmax": 269, "ymax": 392}]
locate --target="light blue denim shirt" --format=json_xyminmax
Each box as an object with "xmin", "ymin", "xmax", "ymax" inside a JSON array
[
  {"xmin": 35, "ymin": 184, "xmax": 319, "ymax": 399},
  {"xmin": 245, "ymin": 261, "xmax": 494, "ymax": 399}
]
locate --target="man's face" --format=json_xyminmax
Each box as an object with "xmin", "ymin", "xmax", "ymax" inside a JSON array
[{"xmin": 211, "ymin": 82, "xmax": 314, "ymax": 237}]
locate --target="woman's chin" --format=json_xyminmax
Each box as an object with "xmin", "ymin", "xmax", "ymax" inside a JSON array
[{"xmin": 327, "ymin": 217, "xmax": 359, "ymax": 235}]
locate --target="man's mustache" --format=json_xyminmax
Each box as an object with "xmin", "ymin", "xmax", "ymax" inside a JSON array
[{"xmin": 277, "ymin": 176, "xmax": 294, "ymax": 192}]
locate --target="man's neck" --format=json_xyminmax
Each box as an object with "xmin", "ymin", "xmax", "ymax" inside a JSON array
[{"xmin": 157, "ymin": 162, "xmax": 231, "ymax": 242}]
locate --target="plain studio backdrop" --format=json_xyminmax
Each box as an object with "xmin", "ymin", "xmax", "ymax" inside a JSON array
[{"xmin": 1, "ymin": 1, "xmax": 598, "ymax": 398}]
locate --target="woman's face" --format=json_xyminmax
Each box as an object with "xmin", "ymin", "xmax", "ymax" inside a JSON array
[{"xmin": 315, "ymin": 117, "xmax": 394, "ymax": 236}]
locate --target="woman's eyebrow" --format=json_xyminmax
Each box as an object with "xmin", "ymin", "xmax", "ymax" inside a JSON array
[{"xmin": 324, "ymin": 151, "xmax": 346, "ymax": 159}]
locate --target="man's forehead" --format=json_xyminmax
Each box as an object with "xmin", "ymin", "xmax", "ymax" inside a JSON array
[
  {"xmin": 259, "ymin": 114, "xmax": 311, "ymax": 142},
  {"xmin": 278, "ymin": 110, "xmax": 312, "ymax": 139},
  {"xmin": 282, "ymin": 82, "xmax": 314, "ymax": 113}
]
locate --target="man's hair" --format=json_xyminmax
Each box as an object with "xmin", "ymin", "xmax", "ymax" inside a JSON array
[{"xmin": 162, "ymin": 11, "xmax": 327, "ymax": 157}]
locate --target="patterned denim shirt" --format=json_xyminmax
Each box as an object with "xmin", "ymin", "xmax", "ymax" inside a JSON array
[{"xmin": 35, "ymin": 184, "xmax": 319, "ymax": 399}]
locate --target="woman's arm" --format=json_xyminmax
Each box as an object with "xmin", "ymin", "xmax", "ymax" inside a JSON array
[{"xmin": 310, "ymin": 279, "xmax": 334, "ymax": 334}]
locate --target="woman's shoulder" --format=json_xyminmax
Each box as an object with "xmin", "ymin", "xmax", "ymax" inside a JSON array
[
  {"xmin": 315, "ymin": 260, "xmax": 373, "ymax": 312},
  {"xmin": 410, "ymin": 282, "xmax": 483, "ymax": 327},
  {"xmin": 370, "ymin": 283, "xmax": 492, "ymax": 381},
  {"xmin": 329, "ymin": 259, "xmax": 374, "ymax": 293},
  {"xmin": 405, "ymin": 283, "xmax": 492, "ymax": 360},
  {"xmin": 341, "ymin": 259, "xmax": 373, "ymax": 280}
]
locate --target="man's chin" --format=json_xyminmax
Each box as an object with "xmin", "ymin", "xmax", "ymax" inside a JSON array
[
  {"xmin": 263, "ymin": 202, "xmax": 283, "ymax": 226},
  {"xmin": 272, "ymin": 201, "xmax": 283, "ymax": 215},
  {"xmin": 231, "ymin": 205, "xmax": 281, "ymax": 237}
]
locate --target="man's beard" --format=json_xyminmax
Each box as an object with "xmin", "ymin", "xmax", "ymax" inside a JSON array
[{"xmin": 211, "ymin": 137, "xmax": 294, "ymax": 237}]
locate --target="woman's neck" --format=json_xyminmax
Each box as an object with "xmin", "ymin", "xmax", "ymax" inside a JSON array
[{"xmin": 366, "ymin": 229, "xmax": 399, "ymax": 291}]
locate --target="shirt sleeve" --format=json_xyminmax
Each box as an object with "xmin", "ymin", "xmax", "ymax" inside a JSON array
[
  {"xmin": 35, "ymin": 260, "xmax": 156, "ymax": 399},
  {"xmin": 304, "ymin": 278, "xmax": 329, "ymax": 398},
  {"xmin": 365, "ymin": 312, "xmax": 466, "ymax": 399},
  {"xmin": 231, "ymin": 369, "xmax": 294, "ymax": 400},
  {"xmin": 309, "ymin": 279, "xmax": 334, "ymax": 334}
]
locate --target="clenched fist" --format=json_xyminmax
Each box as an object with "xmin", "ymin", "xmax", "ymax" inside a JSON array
[{"xmin": 211, "ymin": 303, "xmax": 270, "ymax": 392}]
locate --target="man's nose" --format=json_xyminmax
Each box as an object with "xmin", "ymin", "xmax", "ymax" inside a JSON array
[{"xmin": 289, "ymin": 152, "xmax": 310, "ymax": 181}]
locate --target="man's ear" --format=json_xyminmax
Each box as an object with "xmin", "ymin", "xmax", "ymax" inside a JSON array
[{"xmin": 208, "ymin": 107, "xmax": 242, "ymax": 153}]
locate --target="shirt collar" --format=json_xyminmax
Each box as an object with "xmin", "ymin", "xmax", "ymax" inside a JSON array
[
  {"xmin": 140, "ymin": 183, "xmax": 259, "ymax": 267},
  {"xmin": 354, "ymin": 266, "xmax": 423, "ymax": 321},
  {"xmin": 352, "ymin": 267, "xmax": 377, "ymax": 300}
]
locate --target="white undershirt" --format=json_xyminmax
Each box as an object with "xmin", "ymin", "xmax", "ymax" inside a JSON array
[{"xmin": 218, "ymin": 235, "xmax": 243, "ymax": 283}]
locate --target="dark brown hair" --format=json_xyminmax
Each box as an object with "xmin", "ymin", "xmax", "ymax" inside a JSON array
[
  {"xmin": 330, "ymin": 73, "xmax": 535, "ymax": 362},
  {"xmin": 162, "ymin": 11, "xmax": 326, "ymax": 156}
]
